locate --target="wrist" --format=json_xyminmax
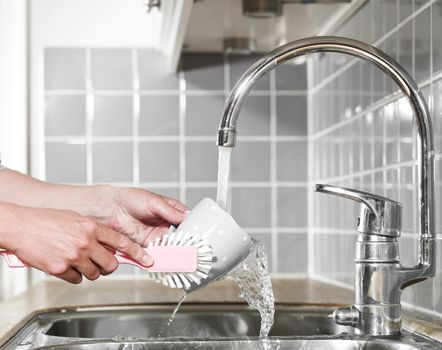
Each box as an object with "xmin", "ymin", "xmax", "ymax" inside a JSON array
[
  {"xmin": 70, "ymin": 184, "xmax": 119, "ymax": 225},
  {"xmin": 0, "ymin": 201, "xmax": 25, "ymax": 251}
]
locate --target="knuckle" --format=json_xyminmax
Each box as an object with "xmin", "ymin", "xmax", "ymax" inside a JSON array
[
  {"xmin": 79, "ymin": 218, "xmax": 98, "ymax": 235},
  {"xmin": 76, "ymin": 237, "xmax": 91, "ymax": 251},
  {"xmin": 101, "ymin": 257, "xmax": 118, "ymax": 275},
  {"xmin": 48, "ymin": 262, "xmax": 69, "ymax": 276},
  {"xmin": 118, "ymin": 235, "xmax": 131, "ymax": 250},
  {"xmin": 66, "ymin": 250, "xmax": 80, "ymax": 263}
]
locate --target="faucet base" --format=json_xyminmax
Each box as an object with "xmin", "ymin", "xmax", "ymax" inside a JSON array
[{"xmin": 354, "ymin": 304, "xmax": 402, "ymax": 336}]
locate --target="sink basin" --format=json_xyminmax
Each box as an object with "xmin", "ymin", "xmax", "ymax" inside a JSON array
[
  {"xmin": 43, "ymin": 305, "xmax": 348, "ymax": 338},
  {"xmin": 2, "ymin": 304, "xmax": 441, "ymax": 349}
]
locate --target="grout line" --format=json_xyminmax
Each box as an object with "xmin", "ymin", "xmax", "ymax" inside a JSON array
[
  {"xmin": 307, "ymin": 55, "xmax": 315, "ymax": 278},
  {"xmin": 311, "ymin": 227, "xmax": 426, "ymax": 237},
  {"xmin": 131, "ymin": 49, "xmax": 140, "ymax": 279},
  {"xmin": 43, "ymin": 89, "xmax": 308, "ymax": 97},
  {"xmin": 85, "ymin": 49, "xmax": 93, "ymax": 185},
  {"xmin": 132, "ymin": 49, "xmax": 140, "ymax": 186},
  {"xmin": 53, "ymin": 181, "xmax": 310, "ymax": 188},
  {"xmin": 248, "ymin": 227, "xmax": 308, "ymax": 234},
  {"xmin": 270, "ymin": 69, "xmax": 278, "ymax": 274},
  {"xmin": 178, "ymin": 62, "xmax": 186, "ymax": 204},
  {"xmin": 44, "ymin": 135, "xmax": 309, "ymax": 143},
  {"xmin": 314, "ymin": 159, "xmax": 418, "ymax": 184}
]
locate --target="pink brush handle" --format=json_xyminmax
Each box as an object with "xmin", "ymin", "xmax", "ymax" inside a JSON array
[
  {"xmin": 116, "ymin": 246, "xmax": 197, "ymax": 272},
  {"xmin": 0, "ymin": 246, "xmax": 197, "ymax": 273}
]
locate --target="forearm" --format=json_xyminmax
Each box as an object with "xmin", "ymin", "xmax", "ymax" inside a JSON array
[{"xmin": 0, "ymin": 169, "xmax": 116, "ymax": 223}]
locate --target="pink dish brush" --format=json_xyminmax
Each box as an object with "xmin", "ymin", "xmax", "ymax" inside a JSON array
[{"xmin": 0, "ymin": 231, "xmax": 213, "ymax": 290}]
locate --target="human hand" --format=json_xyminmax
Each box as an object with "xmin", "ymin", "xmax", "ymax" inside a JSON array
[
  {"xmin": 2, "ymin": 203, "xmax": 152, "ymax": 283},
  {"xmin": 102, "ymin": 188, "xmax": 188, "ymax": 247},
  {"xmin": 0, "ymin": 171, "xmax": 189, "ymax": 247}
]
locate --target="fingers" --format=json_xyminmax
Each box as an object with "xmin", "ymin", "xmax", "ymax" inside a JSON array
[
  {"xmin": 96, "ymin": 224, "xmax": 153, "ymax": 266},
  {"xmin": 56, "ymin": 268, "xmax": 83, "ymax": 284},
  {"xmin": 152, "ymin": 198, "xmax": 187, "ymax": 226},
  {"xmin": 163, "ymin": 197, "xmax": 189, "ymax": 213},
  {"xmin": 89, "ymin": 242, "xmax": 118, "ymax": 275},
  {"xmin": 73, "ymin": 259, "xmax": 101, "ymax": 281}
]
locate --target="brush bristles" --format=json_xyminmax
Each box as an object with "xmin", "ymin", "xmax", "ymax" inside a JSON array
[{"xmin": 147, "ymin": 230, "xmax": 212, "ymax": 290}]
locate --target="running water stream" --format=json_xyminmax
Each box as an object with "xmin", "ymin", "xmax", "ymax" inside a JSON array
[
  {"xmin": 217, "ymin": 145, "xmax": 275, "ymax": 338},
  {"xmin": 166, "ymin": 146, "xmax": 275, "ymax": 338},
  {"xmin": 216, "ymin": 146, "xmax": 232, "ymax": 211}
]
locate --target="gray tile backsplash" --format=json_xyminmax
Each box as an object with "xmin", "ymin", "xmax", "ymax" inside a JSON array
[
  {"xmin": 231, "ymin": 187, "xmax": 271, "ymax": 228},
  {"xmin": 185, "ymin": 95, "xmax": 224, "ymax": 135},
  {"xmin": 186, "ymin": 187, "xmax": 218, "ymax": 208},
  {"xmin": 45, "ymin": 142, "xmax": 86, "ymax": 183},
  {"xmin": 42, "ymin": 39, "xmax": 313, "ymax": 276},
  {"xmin": 44, "ymin": 49, "xmax": 85, "ymax": 90},
  {"xmin": 275, "ymin": 62, "xmax": 307, "ymax": 91},
  {"xmin": 139, "ymin": 95, "xmax": 179, "ymax": 136},
  {"xmin": 276, "ymin": 141, "xmax": 307, "ymax": 182},
  {"xmin": 45, "ymin": 95, "xmax": 86, "ymax": 136},
  {"xmin": 276, "ymin": 96, "xmax": 307, "ymax": 135},
  {"xmin": 311, "ymin": 0, "xmax": 442, "ymax": 319},
  {"xmin": 277, "ymin": 187, "xmax": 307, "ymax": 227},
  {"xmin": 230, "ymin": 141, "xmax": 271, "ymax": 182},
  {"xmin": 185, "ymin": 141, "xmax": 218, "ymax": 182},
  {"xmin": 229, "ymin": 55, "xmax": 270, "ymax": 91},
  {"xmin": 277, "ymin": 233, "xmax": 308, "ymax": 273},
  {"xmin": 93, "ymin": 96, "xmax": 132, "ymax": 136},
  {"xmin": 92, "ymin": 142, "xmax": 133, "ymax": 183},
  {"xmin": 91, "ymin": 49, "xmax": 133, "ymax": 90},
  {"xmin": 139, "ymin": 142, "xmax": 179, "ymax": 183},
  {"xmin": 138, "ymin": 49, "xmax": 179, "ymax": 90},
  {"xmin": 182, "ymin": 53, "xmax": 224, "ymax": 91},
  {"xmin": 235, "ymin": 95, "xmax": 270, "ymax": 136}
]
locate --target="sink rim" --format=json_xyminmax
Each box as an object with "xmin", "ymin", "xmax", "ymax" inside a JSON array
[{"xmin": 3, "ymin": 304, "xmax": 441, "ymax": 350}]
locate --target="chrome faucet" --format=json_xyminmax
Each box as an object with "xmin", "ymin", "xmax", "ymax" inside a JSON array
[{"xmin": 217, "ymin": 36, "xmax": 435, "ymax": 336}]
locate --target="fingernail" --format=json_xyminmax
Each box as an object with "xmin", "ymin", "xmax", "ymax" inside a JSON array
[
  {"xmin": 142, "ymin": 254, "xmax": 154, "ymax": 266},
  {"xmin": 185, "ymin": 210, "xmax": 191, "ymax": 215}
]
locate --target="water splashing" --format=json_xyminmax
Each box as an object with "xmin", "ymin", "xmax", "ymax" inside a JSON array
[
  {"xmin": 229, "ymin": 239, "xmax": 275, "ymax": 338},
  {"xmin": 216, "ymin": 146, "xmax": 232, "ymax": 210}
]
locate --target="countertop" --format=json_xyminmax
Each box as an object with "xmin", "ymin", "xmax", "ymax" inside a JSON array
[{"xmin": 0, "ymin": 277, "xmax": 440, "ymax": 345}]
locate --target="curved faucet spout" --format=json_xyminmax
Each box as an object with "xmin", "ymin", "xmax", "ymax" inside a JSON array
[{"xmin": 218, "ymin": 35, "xmax": 435, "ymax": 249}]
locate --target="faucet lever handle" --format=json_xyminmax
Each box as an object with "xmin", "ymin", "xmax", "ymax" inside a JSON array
[{"xmin": 315, "ymin": 184, "xmax": 402, "ymax": 237}]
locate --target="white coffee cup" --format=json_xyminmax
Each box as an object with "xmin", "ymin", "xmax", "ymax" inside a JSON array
[{"xmin": 175, "ymin": 197, "xmax": 253, "ymax": 292}]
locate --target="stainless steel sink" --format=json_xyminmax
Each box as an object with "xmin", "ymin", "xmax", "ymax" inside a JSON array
[{"xmin": 2, "ymin": 304, "xmax": 441, "ymax": 349}]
